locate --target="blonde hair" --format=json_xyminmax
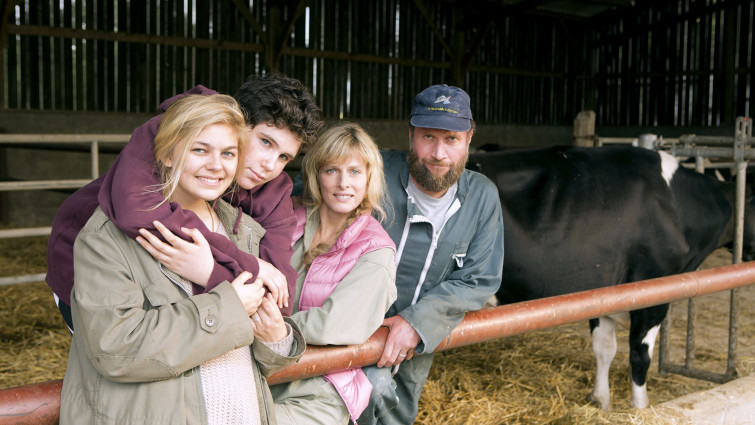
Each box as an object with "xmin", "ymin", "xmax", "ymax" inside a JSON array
[
  {"xmin": 152, "ymin": 94, "xmax": 247, "ymax": 207},
  {"xmin": 300, "ymin": 122, "xmax": 388, "ymax": 269}
]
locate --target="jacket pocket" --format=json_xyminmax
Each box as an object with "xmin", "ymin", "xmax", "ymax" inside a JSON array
[
  {"xmin": 438, "ymin": 242, "xmax": 470, "ymax": 278},
  {"xmin": 142, "ymin": 264, "xmax": 188, "ymax": 307},
  {"xmin": 451, "ymin": 242, "xmax": 469, "ymax": 268}
]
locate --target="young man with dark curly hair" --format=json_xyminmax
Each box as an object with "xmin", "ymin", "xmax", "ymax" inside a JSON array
[{"xmin": 47, "ymin": 74, "xmax": 323, "ymax": 330}]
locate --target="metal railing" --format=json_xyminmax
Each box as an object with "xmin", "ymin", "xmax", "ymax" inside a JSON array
[
  {"xmin": 655, "ymin": 117, "xmax": 754, "ymax": 383},
  {"xmin": 2, "ymin": 261, "xmax": 755, "ymax": 425},
  {"xmin": 593, "ymin": 118, "xmax": 755, "ymax": 384},
  {"xmin": 0, "ymin": 134, "xmax": 130, "ymax": 286}
]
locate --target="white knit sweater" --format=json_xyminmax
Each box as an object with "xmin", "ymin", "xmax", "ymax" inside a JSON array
[{"xmin": 177, "ymin": 224, "xmax": 294, "ymax": 425}]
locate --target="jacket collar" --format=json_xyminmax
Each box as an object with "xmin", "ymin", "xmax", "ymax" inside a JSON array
[{"xmin": 215, "ymin": 198, "xmax": 239, "ymax": 235}]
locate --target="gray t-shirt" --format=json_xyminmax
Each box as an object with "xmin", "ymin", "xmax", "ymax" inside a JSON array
[{"xmin": 406, "ymin": 178, "xmax": 457, "ymax": 231}]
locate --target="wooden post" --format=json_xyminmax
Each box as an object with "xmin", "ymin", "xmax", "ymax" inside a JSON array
[
  {"xmin": 452, "ymin": 30, "xmax": 466, "ymax": 88},
  {"xmin": 573, "ymin": 110, "xmax": 596, "ymax": 147},
  {"xmin": 266, "ymin": 4, "xmax": 282, "ymax": 73}
]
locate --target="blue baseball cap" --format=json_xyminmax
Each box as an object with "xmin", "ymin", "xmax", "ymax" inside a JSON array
[{"xmin": 410, "ymin": 84, "xmax": 473, "ymax": 132}]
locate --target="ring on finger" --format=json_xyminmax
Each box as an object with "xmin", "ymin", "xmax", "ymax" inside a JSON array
[
  {"xmin": 399, "ymin": 353, "xmax": 406, "ymax": 358},
  {"xmin": 253, "ymin": 314, "xmax": 261, "ymax": 322}
]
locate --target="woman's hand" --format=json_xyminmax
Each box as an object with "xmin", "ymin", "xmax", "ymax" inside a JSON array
[
  {"xmin": 231, "ymin": 272, "xmax": 265, "ymax": 317},
  {"xmin": 256, "ymin": 259, "xmax": 289, "ymax": 310},
  {"xmin": 250, "ymin": 294, "xmax": 288, "ymax": 342},
  {"xmin": 136, "ymin": 221, "xmax": 213, "ymax": 286}
]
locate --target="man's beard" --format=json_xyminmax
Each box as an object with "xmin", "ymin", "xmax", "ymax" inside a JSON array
[{"xmin": 407, "ymin": 149, "xmax": 467, "ymax": 194}]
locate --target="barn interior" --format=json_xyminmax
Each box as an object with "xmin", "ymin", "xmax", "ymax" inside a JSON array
[
  {"xmin": 1, "ymin": 0, "xmax": 754, "ymax": 424},
  {"xmin": 1, "ymin": 0, "xmax": 752, "ymax": 226}
]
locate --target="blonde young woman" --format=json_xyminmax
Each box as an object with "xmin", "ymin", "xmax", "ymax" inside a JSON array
[
  {"xmin": 60, "ymin": 94, "xmax": 305, "ymax": 425},
  {"xmin": 272, "ymin": 123, "xmax": 397, "ymax": 424}
]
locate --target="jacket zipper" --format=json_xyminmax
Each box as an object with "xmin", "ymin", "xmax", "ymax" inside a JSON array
[
  {"xmin": 406, "ymin": 198, "xmax": 462, "ymax": 306},
  {"xmin": 158, "ymin": 262, "xmax": 191, "ymax": 296}
]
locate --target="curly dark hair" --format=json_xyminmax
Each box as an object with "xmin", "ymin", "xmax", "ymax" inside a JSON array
[{"xmin": 234, "ymin": 73, "xmax": 323, "ymax": 152}]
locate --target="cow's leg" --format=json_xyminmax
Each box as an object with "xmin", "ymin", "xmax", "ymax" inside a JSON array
[
  {"xmin": 588, "ymin": 317, "xmax": 616, "ymax": 410},
  {"xmin": 628, "ymin": 305, "xmax": 668, "ymax": 408}
]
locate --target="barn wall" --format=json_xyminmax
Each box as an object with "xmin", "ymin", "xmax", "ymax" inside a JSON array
[
  {"xmin": 2, "ymin": 0, "xmax": 754, "ymax": 228},
  {"xmin": 3, "ymin": 1, "xmax": 752, "ymax": 130},
  {"xmin": 1, "ymin": 0, "xmax": 590, "ymax": 126},
  {"xmin": 591, "ymin": 1, "xmax": 753, "ymax": 128}
]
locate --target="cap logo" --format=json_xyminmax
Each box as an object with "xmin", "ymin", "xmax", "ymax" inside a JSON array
[
  {"xmin": 434, "ymin": 95, "xmax": 452, "ymax": 104},
  {"xmin": 410, "ymin": 85, "xmax": 471, "ymax": 131}
]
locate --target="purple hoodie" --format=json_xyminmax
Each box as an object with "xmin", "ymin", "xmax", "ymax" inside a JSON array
[{"xmin": 46, "ymin": 86, "xmax": 297, "ymax": 316}]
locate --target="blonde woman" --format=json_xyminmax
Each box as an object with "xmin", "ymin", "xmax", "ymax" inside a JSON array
[
  {"xmin": 60, "ymin": 94, "xmax": 305, "ymax": 425},
  {"xmin": 273, "ymin": 122, "xmax": 397, "ymax": 424}
]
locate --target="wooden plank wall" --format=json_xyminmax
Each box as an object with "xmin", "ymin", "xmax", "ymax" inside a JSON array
[
  {"xmin": 2, "ymin": 0, "xmax": 753, "ymax": 127},
  {"xmin": 593, "ymin": 0, "xmax": 753, "ymax": 127}
]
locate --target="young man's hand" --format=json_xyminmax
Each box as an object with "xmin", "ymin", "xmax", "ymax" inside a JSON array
[
  {"xmin": 231, "ymin": 272, "xmax": 265, "ymax": 316},
  {"xmin": 250, "ymin": 294, "xmax": 288, "ymax": 342},
  {"xmin": 257, "ymin": 259, "xmax": 289, "ymax": 310}
]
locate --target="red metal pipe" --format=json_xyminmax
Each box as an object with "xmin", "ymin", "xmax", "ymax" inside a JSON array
[
  {"xmin": 3, "ymin": 262, "xmax": 755, "ymax": 425},
  {"xmin": 270, "ymin": 261, "xmax": 755, "ymax": 382},
  {"xmin": 0, "ymin": 380, "xmax": 61, "ymax": 425},
  {"xmin": 435, "ymin": 261, "xmax": 755, "ymax": 352}
]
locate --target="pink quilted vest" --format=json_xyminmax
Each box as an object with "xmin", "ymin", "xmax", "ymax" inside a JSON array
[{"xmin": 291, "ymin": 207, "xmax": 395, "ymax": 423}]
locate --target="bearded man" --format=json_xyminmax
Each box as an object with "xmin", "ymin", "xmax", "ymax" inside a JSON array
[{"xmin": 358, "ymin": 84, "xmax": 505, "ymax": 425}]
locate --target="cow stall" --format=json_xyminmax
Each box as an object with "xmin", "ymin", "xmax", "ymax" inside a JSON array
[{"xmin": 573, "ymin": 115, "xmax": 755, "ymax": 387}]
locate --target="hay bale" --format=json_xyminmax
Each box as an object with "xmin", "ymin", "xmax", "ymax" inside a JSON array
[{"xmin": 0, "ymin": 281, "xmax": 70, "ymax": 388}]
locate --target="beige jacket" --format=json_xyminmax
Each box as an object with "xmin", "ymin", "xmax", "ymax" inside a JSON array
[{"xmin": 60, "ymin": 200, "xmax": 305, "ymax": 425}]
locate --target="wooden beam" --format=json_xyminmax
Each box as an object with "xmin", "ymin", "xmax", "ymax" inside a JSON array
[
  {"xmin": 0, "ymin": 0, "xmax": 21, "ymax": 110},
  {"xmin": 0, "ymin": 0, "xmax": 18, "ymax": 49},
  {"xmin": 283, "ymin": 46, "xmax": 451, "ymax": 69},
  {"xmin": 6, "ymin": 23, "xmax": 576, "ymax": 79},
  {"xmin": 412, "ymin": 0, "xmax": 455, "ymax": 60},
  {"xmin": 275, "ymin": 0, "xmax": 310, "ymax": 55},
  {"xmin": 452, "ymin": 30, "xmax": 465, "ymax": 87},
  {"xmin": 453, "ymin": 1, "xmax": 524, "ymax": 86},
  {"xmin": 458, "ymin": 17, "xmax": 495, "ymax": 82},
  {"xmin": 229, "ymin": 0, "xmax": 267, "ymax": 44},
  {"xmin": 7, "ymin": 24, "xmax": 264, "ymax": 52},
  {"xmin": 270, "ymin": 0, "xmax": 311, "ymax": 72},
  {"xmin": 266, "ymin": 4, "xmax": 281, "ymax": 72},
  {"xmin": 467, "ymin": 63, "xmax": 567, "ymax": 79},
  {"xmin": 0, "ymin": 0, "xmax": 16, "ymax": 29}
]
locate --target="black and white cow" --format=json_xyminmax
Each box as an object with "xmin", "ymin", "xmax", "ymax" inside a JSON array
[{"xmin": 467, "ymin": 145, "xmax": 752, "ymax": 409}]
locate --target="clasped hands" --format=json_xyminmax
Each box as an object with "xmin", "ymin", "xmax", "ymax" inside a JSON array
[{"xmin": 136, "ymin": 220, "xmax": 288, "ymax": 342}]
